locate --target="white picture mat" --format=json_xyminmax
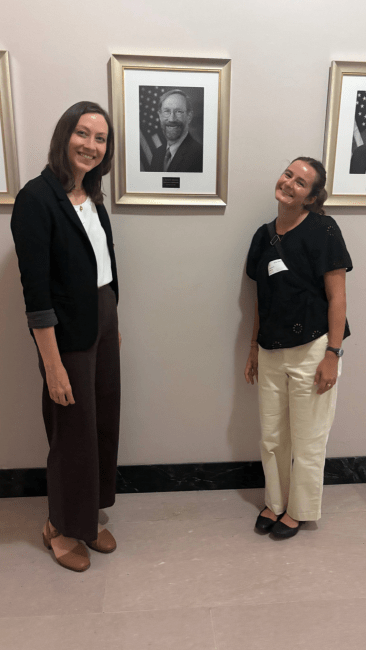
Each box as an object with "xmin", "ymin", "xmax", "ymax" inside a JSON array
[
  {"xmin": 333, "ymin": 75, "xmax": 366, "ymax": 195},
  {"xmin": 123, "ymin": 69, "xmax": 219, "ymax": 194},
  {"xmin": 0, "ymin": 111, "xmax": 7, "ymax": 192}
]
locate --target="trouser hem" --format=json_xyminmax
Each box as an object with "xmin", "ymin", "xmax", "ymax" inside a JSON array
[{"xmin": 287, "ymin": 510, "xmax": 322, "ymax": 521}]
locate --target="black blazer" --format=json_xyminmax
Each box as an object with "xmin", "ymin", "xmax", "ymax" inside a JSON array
[
  {"xmin": 149, "ymin": 132, "xmax": 203, "ymax": 173},
  {"xmin": 11, "ymin": 166, "xmax": 118, "ymax": 353}
]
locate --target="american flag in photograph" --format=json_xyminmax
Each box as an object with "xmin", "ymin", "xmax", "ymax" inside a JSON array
[
  {"xmin": 139, "ymin": 86, "xmax": 165, "ymax": 171},
  {"xmin": 352, "ymin": 91, "xmax": 366, "ymax": 152}
]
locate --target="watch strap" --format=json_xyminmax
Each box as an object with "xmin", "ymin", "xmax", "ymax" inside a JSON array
[{"xmin": 326, "ymin": 346, "xmax": 344, "ymax": 357}]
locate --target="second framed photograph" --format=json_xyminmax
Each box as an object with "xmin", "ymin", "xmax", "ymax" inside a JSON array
[
  {"xmin": 109, "ymin": 54, "xmax": 231, "ymax": 206},
  {"xmin": 323, "ymin": 60, "xmax": 366, "ymax": 206}
]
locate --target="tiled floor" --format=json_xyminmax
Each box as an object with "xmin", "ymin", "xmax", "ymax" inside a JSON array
[{"xmin": 1, "ymin": 484, "xmax": 366, "ymax": 649}]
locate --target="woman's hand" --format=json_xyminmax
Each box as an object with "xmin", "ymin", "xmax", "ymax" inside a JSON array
[
  {"xmin": 32, "ymin": 327, "xmax": 75, "ymax": 406},
  {"xmin": 314, "ymin": 354, "xmax": 338, "ymax": 395},
  {"xmin": 118, "ymin": 331, "xmax": 122, "ymax": 349},
  {"xmin": 45, "ymin": 364, "xmax": 75, "ymax": 406},
  {"xmin": 245, "ymin": 347, "xmax": 259, "ymax": 385}
]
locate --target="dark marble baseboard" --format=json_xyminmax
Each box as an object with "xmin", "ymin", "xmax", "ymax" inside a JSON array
[{"xmin": 1, "ymin": 457, "xmax": 365, "ymax": 498}]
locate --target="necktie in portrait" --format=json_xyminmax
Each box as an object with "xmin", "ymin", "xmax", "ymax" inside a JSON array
[{"xmin": 163, "ymin": 147, "xmax": 171, "ymax": 171}]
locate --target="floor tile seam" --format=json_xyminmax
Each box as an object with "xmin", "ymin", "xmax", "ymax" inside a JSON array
[
  {"xmin": 100, "ymin": 566, "xmax": 109, "ymax": 615},
  {"xmin": 109, "ymin": 518, "xmax": 245, "ymax": 524},
  {"xmin": 3, "ymin": 596, "xmax": 366, "ymax": 622},
  {"xmin": 100, "ymin": 604, "xmax": 226, "ymax": 615},
  {"xmin": 0, "ymin": 611, "xmax": 106, "ymax": 622},
  {"xmin": 113, "ymin": 515, "xmax": 250, "ymax": 523},
  {"xmin": 100, "ymin": 594, "xmax": 366, "ymax": 617},
  {"xmin": 209, "ymin": 608, "xmax": 220, "ymax": 650},
  {"xmin": 207, "ymin": 593, "xmax": 366, "ymax": 612}
]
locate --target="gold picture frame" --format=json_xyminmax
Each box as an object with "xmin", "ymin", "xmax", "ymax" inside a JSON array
[
  {"xmin": 0, "ymin": 51, "xmax": 19, "ymax": 204},
  {"xmin": 109, "ymin": 54, "xmax": 231, "ymax": 206},
  {"xmin": 323, "ymin": 61, "xmax": 366, "ymax": 207}
]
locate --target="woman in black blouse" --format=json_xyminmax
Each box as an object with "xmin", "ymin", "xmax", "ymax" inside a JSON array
[
  {"xmin": 244, "ymin": 157, "xmax": 352, "ymax": 538},
  {"xmin": 11, "ymin": 102, "xmax": 121, "ymax": 571}
]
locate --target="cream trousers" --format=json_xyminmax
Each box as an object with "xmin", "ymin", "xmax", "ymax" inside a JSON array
[{"xmin": 258, "ymin": 334, "xmax": 340, "ymax": 521}]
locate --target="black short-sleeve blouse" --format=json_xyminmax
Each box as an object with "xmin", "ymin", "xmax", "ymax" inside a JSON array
[{"xmin": 246, "ymin": 212, "xmax": 353, "ymax": 350}]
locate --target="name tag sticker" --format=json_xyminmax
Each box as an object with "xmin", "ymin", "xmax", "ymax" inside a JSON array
[{"xmin": 268, "ymin": 259, "xmax": 288, "ymax": 276}]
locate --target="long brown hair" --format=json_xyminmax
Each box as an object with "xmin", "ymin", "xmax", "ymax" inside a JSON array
[
  {"xmin": 291, "ymin": 157, "xmax": 327, "ymax": 216},
  {"xmin": 48, "ymin": 101, "xmax": 114, "ymax": 204}
]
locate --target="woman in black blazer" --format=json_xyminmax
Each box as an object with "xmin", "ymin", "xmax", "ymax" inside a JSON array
[{"xmin": 11, "ymin": 101, "xmax": 121, "ymax": 572}]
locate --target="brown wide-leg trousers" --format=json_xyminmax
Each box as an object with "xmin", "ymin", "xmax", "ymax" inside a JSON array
[{"xmin": 37, "ymin": 285, "xmax": 121, "ymax": 542}]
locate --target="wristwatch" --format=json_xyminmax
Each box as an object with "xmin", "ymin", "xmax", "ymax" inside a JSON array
[{"xmin": 326, "ymin": 346, "xmax": 344, "ymax": 358}]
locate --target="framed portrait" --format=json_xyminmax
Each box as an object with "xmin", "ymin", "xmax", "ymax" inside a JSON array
[
  {"xmin": 109, "ymin": 54, "xmax": 231, "ymax": 206},
  {"xmin": 0, "ymin": 51, "xmax": 19, "ymax": 204},
  {"xmin": 323, "ymin": 61, "xmax": 366, "ymax": 206}
]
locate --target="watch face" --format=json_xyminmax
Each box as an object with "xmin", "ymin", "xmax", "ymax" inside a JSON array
[{"xmin": 338, "ymin": 349, "xmax": 344, "ymax": 357}]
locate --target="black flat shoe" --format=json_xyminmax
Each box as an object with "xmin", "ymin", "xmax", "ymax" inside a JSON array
[
  {"xmin": 271, "ymin": 519, "xmax": 303, "ymax": 539},
  {"xmin": 255, "ymin": 508, "xmax": 284, "ymax": 532}
]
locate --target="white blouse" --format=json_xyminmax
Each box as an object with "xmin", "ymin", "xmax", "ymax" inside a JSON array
[{"xmin": 73, "ymin": 196, "xmax": 113, "ymax": 288}]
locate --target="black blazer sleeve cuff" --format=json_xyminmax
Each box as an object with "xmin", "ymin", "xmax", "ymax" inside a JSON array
[{"xmin": 26, "ymin": 309, "xmax": 58, "ymax": 329}]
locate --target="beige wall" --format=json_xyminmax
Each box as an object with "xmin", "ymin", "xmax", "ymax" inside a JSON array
[{"xmin": 0, "ymin": 0, "xmax": 364, "ymax": 468}]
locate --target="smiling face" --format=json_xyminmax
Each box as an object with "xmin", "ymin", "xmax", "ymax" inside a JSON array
[
  {"xmin": 275, "ymin": 159, "xmax": 317, "ymax": 211},
  {"xmin": 158, "ymin": 93, "xmax": 193, "ymax": 144},
  {"xmin": 67, "ymin": 113, "xmax": 108, "ymax": 183}
]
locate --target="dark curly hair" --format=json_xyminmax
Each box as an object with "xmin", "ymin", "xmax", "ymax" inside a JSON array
[
  {"xmin": 291, "ymin": 157, "xmax": 327, "ymax": 216},
  {"xmin": 47, "ymin": 101, "xmax": 114, "ymax": 204}
]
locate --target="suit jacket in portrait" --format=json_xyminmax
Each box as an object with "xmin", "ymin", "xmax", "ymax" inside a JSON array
[
  {"xmin": 149, "ymin": 132, "xmax": 203, "ymax": 173},
  {"xmin": 11, "ymin": 166, "xmax": 118, "ymax": 353},
  {"xmin": 349, "ymin": 144, "xmax": 366, "ymax": 174}
]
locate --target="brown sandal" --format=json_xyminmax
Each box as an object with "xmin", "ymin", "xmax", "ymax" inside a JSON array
[
  {"xmin": 42, "ymin": 519, "xmax": 90, "ymax": 572},
  {"xmin": 86, "ymin": 528, "xmax": 117, "ymax": 554}
]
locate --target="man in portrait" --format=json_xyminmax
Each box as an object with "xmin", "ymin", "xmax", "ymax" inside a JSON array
[{"xmin": 149, "ymin": 89, "xmax": 203, "ymax": 173}]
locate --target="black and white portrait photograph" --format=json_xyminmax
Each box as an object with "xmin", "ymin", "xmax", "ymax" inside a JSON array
[
  {"xmin": 323, "ymin": 61, "xmax": 366, "ymax": 205},
  {"xmin": 110, "ymin": 54, "xmax": 231, "ymax": 206},
  {"xmin": 139, "ymin": 86, "xmax": 204, "ymax": 173},
  {"xmin": 349, "ymin": 90, "xmax": 366, "ymax": 174}
]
